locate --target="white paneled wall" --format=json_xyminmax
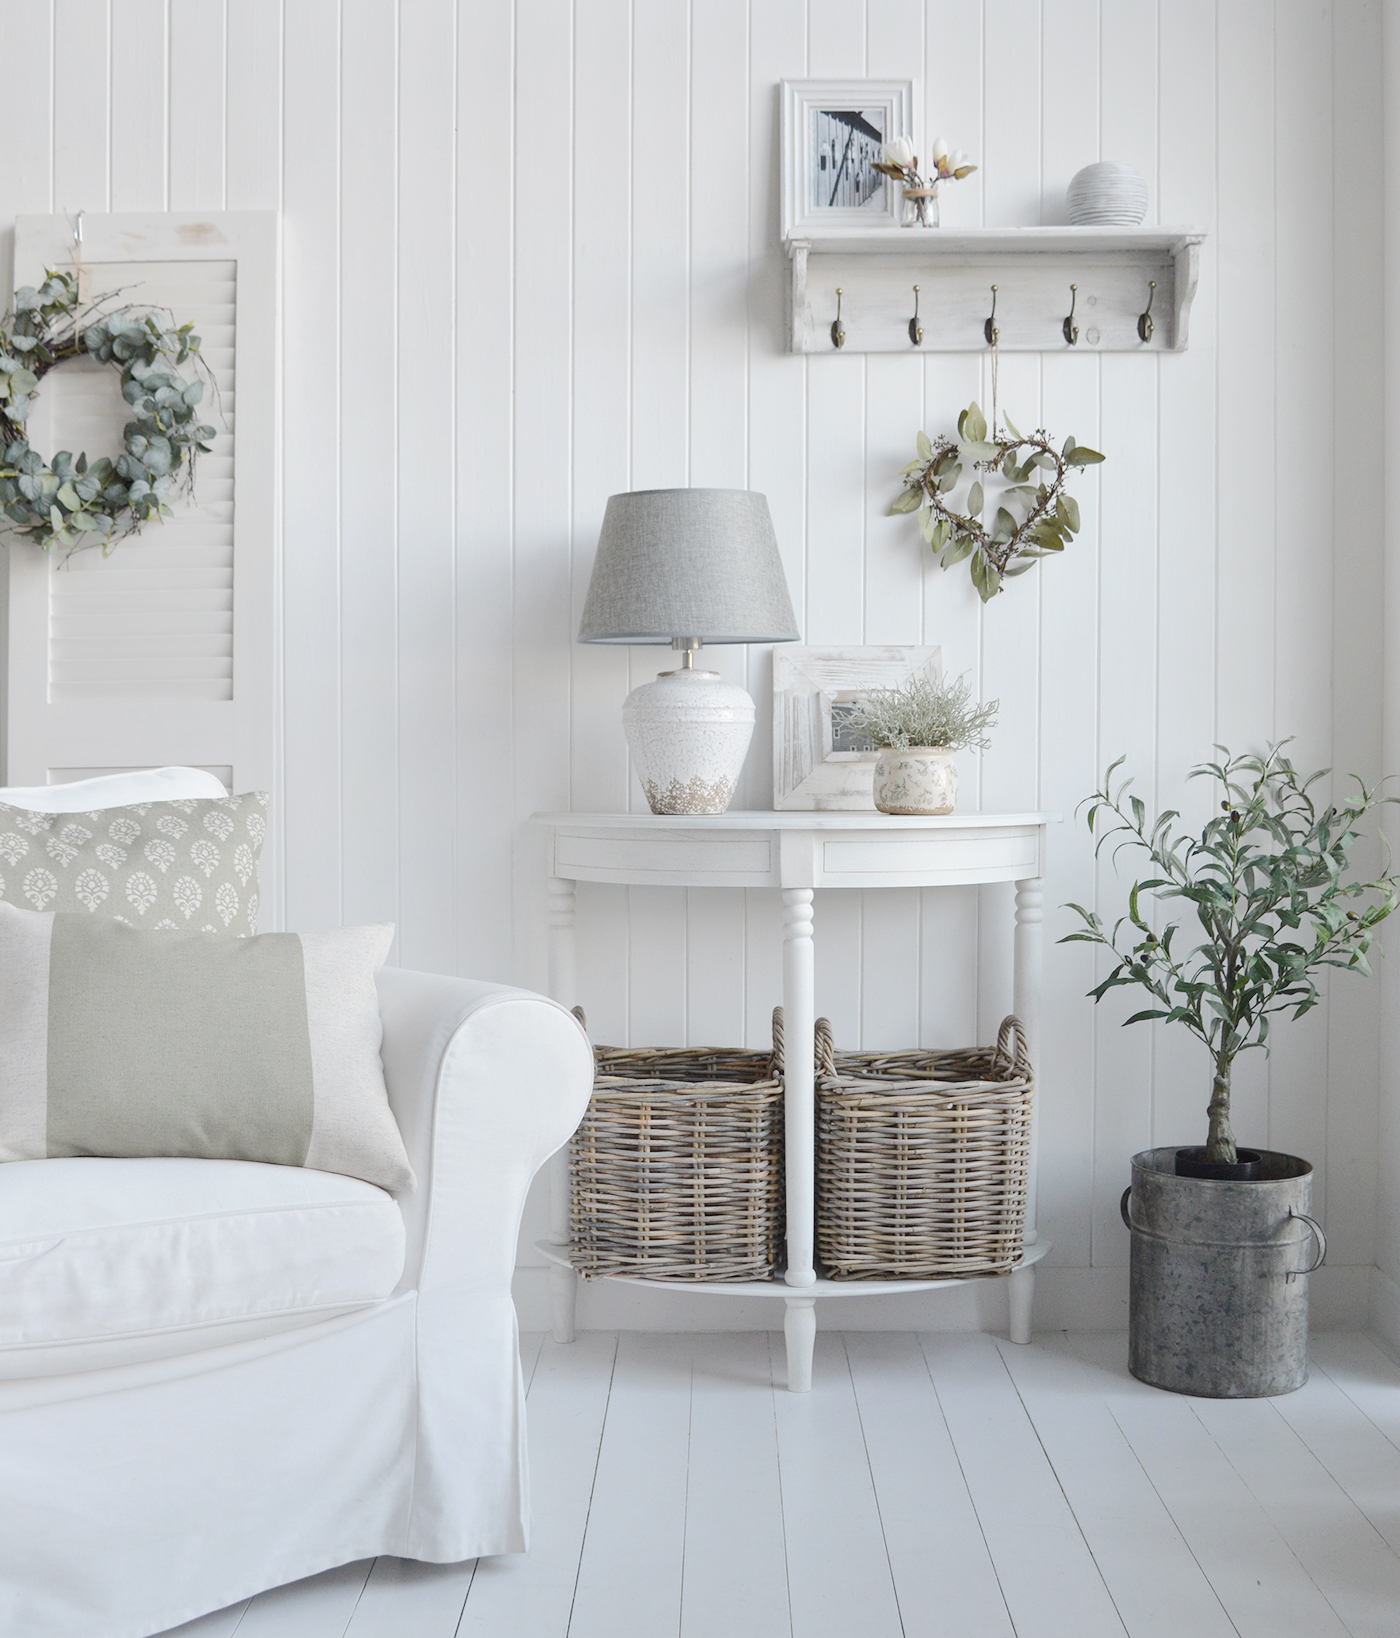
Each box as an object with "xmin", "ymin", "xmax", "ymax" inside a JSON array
[{"xmin": 0, "ymin": 0, "xmax": 1384, "ymax": 1329}]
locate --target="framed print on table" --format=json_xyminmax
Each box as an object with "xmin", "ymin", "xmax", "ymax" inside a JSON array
[
  {"xmin": 773, "ymin": 645, "xmax": 942, "ymax": 810},
  {"xmin": 780, "ymin": 79, "xmax": 914, "ymax": 239}
]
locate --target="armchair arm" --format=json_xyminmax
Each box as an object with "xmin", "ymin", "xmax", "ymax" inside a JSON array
[
  {"xmin": 373, "ymin": 967, "xmax": 593, "ymax": 1558},
  {"xmin": 375, "ymin": 967, "xmax": 592, "ymax": 1295}
]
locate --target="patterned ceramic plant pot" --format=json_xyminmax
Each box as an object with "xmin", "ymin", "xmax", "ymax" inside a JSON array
[
  {"xmin": 623, "ymin": 668, "xmax": 755, "ymax": 815},
  {"xmin": 872, "ymin": 746, "xmax": 958, "ymax": 815}
]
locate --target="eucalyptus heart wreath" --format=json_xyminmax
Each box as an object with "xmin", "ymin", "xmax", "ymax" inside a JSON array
[
  {"xmin": 0, "ymin": 268, "xmax": 216, "ymax": 555},
  {"xmin": 891, "ymin": 401, "xmax": 1105, "ymax": 602}
]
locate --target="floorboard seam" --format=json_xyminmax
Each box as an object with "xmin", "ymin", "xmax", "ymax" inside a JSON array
[
  {"xmin": 1263, "ymin": 1390, "xmax": 1400, "ymax": 1566},
  {"xmin": 765, "ymin": 1330, "xmax": 798, "ymax": 1638},
  {"xmin": 989, "ymin": 1338, "xmax": 1131, "ymax": 1638},
  {"xmin": 337, "ymin": 1560, "xmax": 374, "ymax": 1638},
  {"xmin": 1310, "ymin": 1350, "xmax": 1400, "ymax": 1461},
  {"xmin": 562, "ymin": 1333, "xmax": 621, "ymax": 1638},
  {"xmin": 675, "ymin": 1343, "xmax": 694, "ymax": 1638},
  {"xmin": 1040, "ymin": 1333, "xmax": 1244, "ymax": 1638},
  {"xmin": 913, "ymin": 1332, "xmax": 1020, "ymax": 1637},
  {"xmin": 842, "ymin": 1333, "xmax": 908, "ymax": 1638},
  {"xmin": 1183, "ymin": 1397, "xmax": 1356, "ymax": 1635},
  {"xmin": 450, "ymin": 1562, "xmax": 479, "ymax": 1638}
]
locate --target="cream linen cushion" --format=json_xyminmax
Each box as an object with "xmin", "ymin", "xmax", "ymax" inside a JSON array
[
  {"xmin": 0, "ymin": 1156, "xmax": 405, "ymax": 1377},
  {"xmin": 0, "ymin": 903, "xmax": 414, "ymax": 1193},
  {"xmin": 0, "ymin": 766, "xmax": 229, "ymax": 813}
]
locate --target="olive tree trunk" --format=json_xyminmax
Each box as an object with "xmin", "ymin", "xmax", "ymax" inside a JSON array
[{"xmin": 1206, "ymin": 1054, "xmax": 1237, "ymax": 1163}]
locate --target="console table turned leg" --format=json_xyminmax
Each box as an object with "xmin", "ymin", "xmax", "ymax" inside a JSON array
[
  {"xmin": 546, "ymin": 876, "xmax": 579, "ymax": 1344},
  {"xmin": 1013, "ymin": 876, "xmax": 1044, "ymax": 1248},
  {"xmin": 1007, "ymin": 1265, "xmax": 1035, "ymax": 1345},
  {"xmin": 781, "ymin": 887, "xmax": 817, "ymax": 1391},
  {"xmin": 784, "ymin": 1295, "xmax": 817, "ymax": 1392}
]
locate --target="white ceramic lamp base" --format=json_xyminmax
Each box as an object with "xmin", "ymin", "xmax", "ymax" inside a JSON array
[{"xmin": 623, "ymin": 668, "xmax": 755, "ymax": 815}]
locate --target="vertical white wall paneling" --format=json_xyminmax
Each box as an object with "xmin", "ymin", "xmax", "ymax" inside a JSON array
[
  {"xmin": 168, "ymin": 0, "xmax": 227, "ymax": 211},
  {"xmin": 1151, "ymin": 0, "xmax": 1220, "ymax": 1165},
  {"xmin": 456, "ymin": 0, "xmax": 516, "ymax": 984},
  {"xmin": 1036, "ymin": 0, "xmax": 1101, "ymax": 1271},
  {"xmin": 686, "ymin": 0, "xmax": 751, "ymax": 1046},
  {"xmin": 396, "ymin": 0, "xmax": 457, "ymax": 973},
  {"xmin": 0, "ymin": 0, "xmax": 54, "ymax": 782},
  {"xmin": 339, "ymin": 0, "xmax": 399, "ymax": 938},
  {"xmin": 110, "ymin": 0, "xmax": 169, "ymax": 211},
  {"xmin": 1327, "ymin": 0, "xmax": 1385, "ymax": 1273},
  {"xmin": 1, "ymin": 0, "xmax": 1388, "ymax": 1330},
  {"xmin": 569, "ymin": 0, "xmax": 631, "ymax": 823},
  {"xmin": 280, "ymin": 0, "xmax": 342, "ymax": 933},
  {"xmin": 857, "ymin": 0, "xmax": 927, "ymax": 1054},
  {"xmin": 744, "ymin": 0, "xmax": 808, "ymax": 1049},
  {"xmin": 53, "ymin": 0, "xmax": 111, "ymax": 213},
  {"xmin": 918, "ymin": 0, "xmax": 984, "ymax": 1056},
  {"xmin": 1088, "ymin": 1, "xmax": 1161, "ymax": 1268},
  {"xmin": 512, "ymin": 0, "xmax": 574, "ymax": 1001},
  {"xmin": 225, "ymin": 0, "xmax": 283, "ymax": 213},
  {"xmin": 1214, "ymin": 0, "xmax": 1275, "ymax": 1152},
  {"xmin": 1268, "ymin": 0, "xmax": 1333, "ymax": 1207},
  {"xmin": 627, "ymin": 0, "xmax": 691, "ymax": 1045}
]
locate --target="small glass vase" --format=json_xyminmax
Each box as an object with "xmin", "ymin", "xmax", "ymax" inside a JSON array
[{"xmin": 901, "ymin": 179, "xmax": 940, "ymax": 228}]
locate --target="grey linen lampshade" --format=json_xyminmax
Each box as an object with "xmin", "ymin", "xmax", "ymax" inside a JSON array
[{"xmin": 578, "ymin": 488, "xmax": 800, "ymax": 644}]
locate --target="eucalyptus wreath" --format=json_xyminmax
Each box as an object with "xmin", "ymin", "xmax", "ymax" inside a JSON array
[
  {"xmin": 0, "ymin": 268, "xmax": 216, "ymax": 554},
  {"xmin": 890, "ymin": 401, "xmax": 1105, "ymax": 602}
]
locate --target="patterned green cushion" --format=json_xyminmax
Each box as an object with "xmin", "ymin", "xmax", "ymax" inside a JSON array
[{"xmin": 0, "ymin": 793, "xmax": 267, "ymax": 936}]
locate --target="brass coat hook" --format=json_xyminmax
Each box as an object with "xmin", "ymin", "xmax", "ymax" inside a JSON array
[
  {"xmin": 984, "ymin": 284, "xmax": 999, "ymax": 346},
  {"xmin": 831, "ymin": 287, "xmax": 846, "ymax": 350},
  {"xmin": 1138, "ymin": 280, "xmax": 1156, "ymax": 343},
  {"xmin": 1063, "ymin": 284, "xmax": 1079, "ymax": 346},
  {"xmin": 908, "ymin": 284, "xmax": 923, "ymax": 346}
]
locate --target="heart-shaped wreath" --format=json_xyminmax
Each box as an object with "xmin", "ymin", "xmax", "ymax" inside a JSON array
[
  {"xmin": 891, "ymin": 401, "xmax": 1105, "ymax": 602},
  {"xmin": 0, "ymin": 269, "xmax": 216, "ymax": 555}
]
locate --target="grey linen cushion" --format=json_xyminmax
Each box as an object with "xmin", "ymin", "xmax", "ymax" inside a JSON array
[
  {"xmin": 0, "ymin": 792, "xmax": 268, "ymax": 937},
  {"xmin": 0, "ymin": 903, "xmax": 414, "ymax": 1193}
]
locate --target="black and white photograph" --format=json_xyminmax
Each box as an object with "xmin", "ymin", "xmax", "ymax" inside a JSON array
[
  {"xmin": 781, "ymin": 78, "xmax": 913, "ymax": 236},
  {"xmin": 810, "ymin": 106, "xmax": 886, "ymax": 212}
]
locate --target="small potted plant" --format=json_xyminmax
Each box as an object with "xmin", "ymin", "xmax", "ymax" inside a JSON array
[
  {"xmin": 845, "ymin": 672, "xmax": 997, "ymax": 815},
  {"xmin": 1064, "ymin": 744, "xmax": 1399, "ymax": 1397}
]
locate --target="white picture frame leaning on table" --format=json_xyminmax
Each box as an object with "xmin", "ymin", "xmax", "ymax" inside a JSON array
[{"xmin": 773, "ymin": 644, "xmax": 942, "ymax": 810}]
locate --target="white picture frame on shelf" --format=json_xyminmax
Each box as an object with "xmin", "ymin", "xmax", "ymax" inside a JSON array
[
  {"xmin": 780, "ymin": 79, "xmax": 914, "ymax": 240},
  {"xmin": 773, "ymin": 645, "xmax": 942, "ymax": 810}
]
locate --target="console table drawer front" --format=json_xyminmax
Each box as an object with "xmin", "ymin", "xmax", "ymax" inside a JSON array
[
  {"xmin": 555, "ymin": 832, "xmax": 774, "ymax": 883},
  {"xmin": 819, "ymin": 830, "xmax": 1040, "ymax": 885}
]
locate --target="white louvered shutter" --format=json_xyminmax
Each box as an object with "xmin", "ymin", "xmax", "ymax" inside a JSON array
[{"xmin": 5, "ymin": 213, "xmax": 277, "ymax": 798}]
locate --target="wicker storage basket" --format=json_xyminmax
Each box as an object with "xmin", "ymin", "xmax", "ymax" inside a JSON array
[
  {"xmin": 568, "ymin": 1009, "xmax": 785, "ymax": 1282},
  {"xmin": 816, "ymin": 1014, "xmax": 1034, "ymax": 1280}
]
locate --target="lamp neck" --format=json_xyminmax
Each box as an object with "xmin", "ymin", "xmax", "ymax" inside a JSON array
[{"xmin": 671, "ymin": 636, "xmax": 702, "ymax": 670}]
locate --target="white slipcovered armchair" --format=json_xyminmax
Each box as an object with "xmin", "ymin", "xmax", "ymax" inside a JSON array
[{"xmin": 0, "ymin": 772, "xmax": 594, "ymax": 1638}]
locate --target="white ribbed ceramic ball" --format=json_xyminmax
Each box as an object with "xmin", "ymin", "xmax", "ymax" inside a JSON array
[{"xmin": 1066, "ymin": 162, "xmax": 1148, "ymax": 226}]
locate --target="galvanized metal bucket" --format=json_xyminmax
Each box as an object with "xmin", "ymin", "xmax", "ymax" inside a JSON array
[{"xmin": 1121, "ymin": 1147, "xmax": 1326, "ymax": 1398}]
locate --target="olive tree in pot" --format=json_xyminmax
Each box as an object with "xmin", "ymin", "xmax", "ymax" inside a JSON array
[{"xmin": 1064, "ymin": 744, "xmax": 1398, "ymax": 1397}]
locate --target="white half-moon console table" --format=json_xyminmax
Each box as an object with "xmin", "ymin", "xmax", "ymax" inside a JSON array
[{"xmin": 530, "ymin": 809, "xmax": 1055, "ymax": 1392}]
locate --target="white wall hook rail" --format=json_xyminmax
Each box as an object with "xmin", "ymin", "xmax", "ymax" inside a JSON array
[{"xmin": 787, "ymin": 225, "xmax": 1206, "ymax": 354}]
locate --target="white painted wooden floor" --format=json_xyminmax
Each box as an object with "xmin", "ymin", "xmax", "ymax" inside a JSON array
[{"xmin": 162, "ymin": 1328, "xmax": 1400, "ymax": 1638}]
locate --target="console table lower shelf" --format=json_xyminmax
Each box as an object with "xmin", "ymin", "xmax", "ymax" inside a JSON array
[{"xmin": 534, "ymin": 1239, "xmax": 1052, "ymax": 1392}]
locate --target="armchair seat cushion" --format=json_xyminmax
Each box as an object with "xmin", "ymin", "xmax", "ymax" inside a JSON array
[{"xmin": 0, "ymin": 1156, "xmax": 405, "ymax": 1378}]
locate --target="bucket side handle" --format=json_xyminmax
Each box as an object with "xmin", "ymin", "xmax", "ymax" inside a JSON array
[
  {"xmin": 1287, "ymin": 1208, "xmax": 1327, "ymax": 1282},
  {"xmin": 1120, "ymin": 1186, "xmax": 1133, "ymax": 1231}
]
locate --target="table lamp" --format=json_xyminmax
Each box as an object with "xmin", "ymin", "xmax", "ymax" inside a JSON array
[{"xmin": 579, "ymin": 488, "xmax": 800, "ymax": 814}]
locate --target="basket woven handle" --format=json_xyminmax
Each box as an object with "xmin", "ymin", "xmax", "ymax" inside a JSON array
[
  {"xmin": 770, "ymin": 1006, "xmax": 784, "ymax": 1075},
  {"xmin": 815, "ymin": 1017, "xmax": 837, "ymax": 1077},
  {"xmin": 995, "ymin": 1014, "xmax": 1033, "ymax": 1076},
  {"xmin": 571, "ymin": 1005, "xmax": 587, "ymax": 1030}
]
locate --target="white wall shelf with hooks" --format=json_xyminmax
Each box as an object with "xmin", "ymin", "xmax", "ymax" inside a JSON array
[{"xmin": 786, "ymin": 226, "xmax": 1207, "ymax": 355}]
